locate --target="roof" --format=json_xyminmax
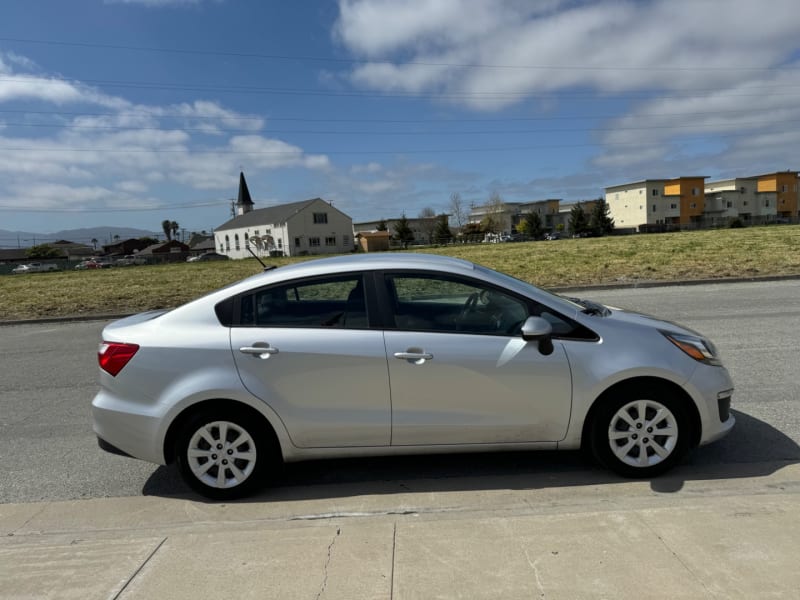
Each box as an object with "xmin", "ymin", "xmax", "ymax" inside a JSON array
[
  {"xmin": 215, "ymin": 198, "xmax": 326, "ymax": 232},
  {"xmin": 237, "ymin": 171, "xmax": 253, "ymax": 207},
  {"xmin": 605, "ymin": 177, "xmax": 708, "ymax": 191}
]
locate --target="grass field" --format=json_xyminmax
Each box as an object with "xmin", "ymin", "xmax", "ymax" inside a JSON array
[{"xmin": 2, "ymin": 226, "xmax": 799, "ymax": 320}]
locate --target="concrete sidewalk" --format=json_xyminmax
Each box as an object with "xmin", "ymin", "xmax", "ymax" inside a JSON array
[{"xmin": 3, "ymin": 464, "xmax": 800, "ymax": 599}]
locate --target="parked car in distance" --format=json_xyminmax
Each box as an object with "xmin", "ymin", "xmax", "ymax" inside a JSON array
[
  {"xmin": 93, "ymin": 253, "xmax": 735, "ymax": 499},
  {"xmin": 187, "ymin": 252, "xmax": 229, "ymax": 262},
  {"xmin": 544, "ymin": 233, "xmax": 561, "ymax": 240},
  {"xmin": 11, "ymin": 262, "xmax": 60, "ymax": 274},
  {"xmin": 115, "ymin": 255, "xmax": 146, "ymax": 266}
]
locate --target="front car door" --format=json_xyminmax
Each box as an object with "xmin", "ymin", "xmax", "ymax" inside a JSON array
[
  {"xmin": 381, "ymin": 272, "xmax": 573, "ymax": 446},
  {"xmin": 230, "ymin": 273, "xmax": 391, "ymax": 448}
]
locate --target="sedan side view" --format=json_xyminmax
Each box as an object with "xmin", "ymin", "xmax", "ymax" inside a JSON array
[{"xmin": 92, "ymin": 254, "xmax": 734, "ymax": 499}]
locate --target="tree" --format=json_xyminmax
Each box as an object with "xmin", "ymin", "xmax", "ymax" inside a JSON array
[
  {"xmin": 433, "ymin": 214, "xmax": 453, "ymax": 244},
  {"xmin": 569, "ymin": 203, "xmax": 589, "ymax": 236},
  {"xmin": 170, "ymin": 221, "xmax": 180, "ymax": 242},
  {"xmin": 418, "ymin": 206, "xmax": 438, "ymax": 243},
  {"xmin": 376, "ymin": 219, "xmax": 388, "ymax": 231},
  {"xmin": 517, "ymin": 211, "xmax": 544, "ymax": 239},
  {"xmin": 448, "ymin": 192, "xmax": 467, "ymax": 233},
  {"xmin": 393, "ymin": 213, "xmax": 414, "ymax": 249},
  {"xmin": 589, "ymin": 198, "xmax": 615, "ymax": 236},
  {"xmin": 25, "ymin": 244, "xmax": 63, "ymax": 259},
  {"xmin": 91, "ymin": 238, "xmax": 98, "ymax": 250},
  {"xmin": 482, "ymin": 191, "xmax": 506, "ymax": 234},
  {"xmin": 161, "ymin": 220, "xmax": 172, "ymax": 241},
  {"xmin": 113, "ymin": 234, "xmax": 120, "ymax": 242}
]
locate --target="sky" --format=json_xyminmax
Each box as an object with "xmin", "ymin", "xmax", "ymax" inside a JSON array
[{"xmin": 1, "ymin": 0, "xmax": 799, "ymax": 241}]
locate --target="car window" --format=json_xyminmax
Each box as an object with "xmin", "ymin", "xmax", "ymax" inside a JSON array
[
  {"xmin": 385, "ymin": 274, "xmax": 529, "ymax": 335},
  {"xmin": 239, "ymin": 275, "xmax": 367, "ymax": 329}
]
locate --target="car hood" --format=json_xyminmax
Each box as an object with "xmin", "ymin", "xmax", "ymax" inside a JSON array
[{"xmin": 602, "ymin": 306, "xmax": 705, "ymax": 338}]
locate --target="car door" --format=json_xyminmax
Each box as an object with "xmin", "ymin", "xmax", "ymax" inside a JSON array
[
  {"xmin": 381, "ymin": 272, "xmax": 572, "ymax": 446},
  {"xmin": 230, "ymin": 273, "xmax": 391, "ymax": 449}
]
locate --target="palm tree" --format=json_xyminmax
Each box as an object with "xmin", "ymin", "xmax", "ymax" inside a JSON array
[
  {"xmin": 170, "ymin": 221, "xmax": 180, "ymax": 242},
  {"xmin": 161, "ymin": 220, "xmax": 172, "ymax": 241},
  {"xmin": 91, "ymin": 238, "xmax": 98, "ymax": 250}
]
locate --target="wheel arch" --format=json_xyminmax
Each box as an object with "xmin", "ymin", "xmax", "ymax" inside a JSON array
[
  {"xmin": 580, "ymin": 376, "xmax": 702, "ymax": 452},
  {"xmin": 163, "ymin": 398, "xmax": 282, "ymax": 465}
]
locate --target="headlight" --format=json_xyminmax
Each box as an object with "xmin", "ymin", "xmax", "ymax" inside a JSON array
[{"xmin": 661, "ymin": 331, "xmax": 722, "ymax": 366}]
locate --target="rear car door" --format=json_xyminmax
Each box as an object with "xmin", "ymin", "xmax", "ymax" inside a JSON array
[{"xmin": 230, "ymin": 273, "xmax": 391, "ymax": 448}]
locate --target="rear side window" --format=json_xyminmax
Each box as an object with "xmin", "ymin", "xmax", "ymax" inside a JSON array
[{"xmin": 239, "ymin": 275, "xmax": 367, "ymax": 329}]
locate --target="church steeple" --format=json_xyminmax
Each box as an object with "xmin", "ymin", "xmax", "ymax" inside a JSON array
[{"xmin": 236, "ymin": 171, "xmax": 254, "ymax": 216}]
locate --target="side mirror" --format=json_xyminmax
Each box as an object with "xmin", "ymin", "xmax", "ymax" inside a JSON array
[{"xmin": 521, "ymin": 316, "xmax": 554, "ymax": 355}]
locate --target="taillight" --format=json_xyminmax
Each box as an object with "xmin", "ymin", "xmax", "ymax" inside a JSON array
[{"xmin": 99, "ymin": 342, "xmax": 139, "ymax": 376}]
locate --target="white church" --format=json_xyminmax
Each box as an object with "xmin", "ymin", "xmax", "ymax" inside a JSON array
[{"xmin": 214, "ymin": 173, "xmax": 354, "ymax": 259}]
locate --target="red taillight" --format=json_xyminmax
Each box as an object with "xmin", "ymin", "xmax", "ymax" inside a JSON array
[{"xmin": 98, "ymin": 342, "xmax": 139, "ymax": 376}]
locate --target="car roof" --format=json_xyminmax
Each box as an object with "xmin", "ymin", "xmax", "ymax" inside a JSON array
[{"xmin": 268, "ymin": 252, "xmax": 475, "ymax": 279}]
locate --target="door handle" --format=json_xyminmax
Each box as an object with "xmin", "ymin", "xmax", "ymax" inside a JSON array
[
  {"xmin": 393, "ymin": 351, "xmax": 433, "ymax": 363},
  {"xmin": 239, "ymin": 345, "xmax": 279, "ymax": 358}
]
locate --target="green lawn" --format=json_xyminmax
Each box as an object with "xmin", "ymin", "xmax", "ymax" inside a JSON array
[{"xmin": 2, "ymin": 226, "xmax": 799, "ymax": 320}]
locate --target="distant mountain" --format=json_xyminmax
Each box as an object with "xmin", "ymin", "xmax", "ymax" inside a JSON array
[{"xmin": 0, "ymin": 227, "xmax": 161, "ymax": 249}]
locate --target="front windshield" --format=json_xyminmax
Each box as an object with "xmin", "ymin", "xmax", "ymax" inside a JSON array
[{"xmin": 475, "ymin": 265, "xmax": 584, "ymax": 314}]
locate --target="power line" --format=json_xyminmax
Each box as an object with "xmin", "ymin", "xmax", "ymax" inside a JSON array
[
  {"xmin": 2, "ymin": 76, "xmax": 800, "ymax": 100},
  {"xmin": 0, "ymin": 106, "xmax": 792, "ymax": 124},
  {"xmin": 0, "ymin": 200, "xmax": 226, "ymax": 213},
  {"xmin": 1, "ymin": 35, "xmax": 797, "ymax": 72},
  {"xmin": 2, "ymin": 117, "xmax": 799, "ymax": 136},
  {"xmin": 0, "ymin": 130, "xmax": 779, "ymax": 157}
]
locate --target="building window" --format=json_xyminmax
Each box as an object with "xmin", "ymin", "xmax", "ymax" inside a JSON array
[
  {"xmin": 342, "ymin": 234, "xmax": 349, "ymax": 248},
  {"xmin": 743, "ymin": 201, "xmax": 748, "ymax": 206},
  {"xmin": 235, "ymin": 234, "xmax": 240, "ymax": 250},
  {"xmin": 781, "ymin": 185, "xmax": 788, "ymax": 192},
  {"xmin": 727, "ymin": 201, "xmax": 733, "ymax": 208},
  {"xmin": 690, "ymin": 203, "xmax": 697, "ymax": 209},
  {"xmin": 295, "ymin": 237, "xmax": 301, "ymax": 248},
  {"xmin": 220, "ymin": 243, "xmax": 224, "ymax": 253},
  {"xmin": 244, "ymin": 233, "xmax": 250, "ymax": 249},
  {"xmin": 691, "ymin": 188, "xmax": 699, "ymax": 196},
  {"xmin": 765, "ymin": 199, "xmax": 770, "ymax": 207},
  {"xmin": 652, "ymin": 205, "xmax": 656, "ymax": 212},
  {"xmin": 670, "ymin": 204, "xmax": 677, "ymax": 209},
  {"xmin": 313, "ymin": 213, "xmax": 328, "ymax": 224},
  {"xmin": 278, "ymin": 239, "xmax": 283, "ymax": 249},
  {"xmin": 639, "ymin": 189, "xmax": 642, "ymax": 195},
  {"xmin": 225, "ymin": 235, "xmax": 230, "ymax": 251},
  {"xmin": 651, "ymin": 189, "xmax": 659, "ymax": 196},
  {"xmin": 325, "ymin": 236, "xmax": 336, "ymax": 246},
  {"xmin": 309, "ymin": 237, "xmax": 321, "ymax": 247},
  {"xmin": 254, "ymin": 230, "xmax": 259, "ymax": 236}
]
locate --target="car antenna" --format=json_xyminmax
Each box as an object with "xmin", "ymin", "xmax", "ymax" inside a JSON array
[{"xmin": 247, "ymin": 237, "xmax": 276, "ymax": 271}]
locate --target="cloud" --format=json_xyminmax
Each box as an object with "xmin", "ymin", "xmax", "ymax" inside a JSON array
[
  {"xmin": 335, "ymin": 0, "xmax": 800, "ymax": 109},
  {"xmin": 0, "ymin": 51, "xmax": 332, "ymax": 213}
]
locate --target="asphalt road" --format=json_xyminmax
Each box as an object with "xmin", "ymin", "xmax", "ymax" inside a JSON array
[{"xmin": 1, "ymin": 279, "xmax": 798, "ymax": 504}]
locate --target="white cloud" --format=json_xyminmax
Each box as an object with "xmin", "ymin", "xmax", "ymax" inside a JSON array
[
  {"xmin": 335, "ymin": 0, "xmax": 800, "ymax": 109},
  {"xmin": 0, "ymin": 51, "xmax": 332, "ymax": 214}
]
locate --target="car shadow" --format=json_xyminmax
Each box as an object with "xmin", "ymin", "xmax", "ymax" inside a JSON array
[{"xmin": 142, "ymin": 409, "xmax": 800, "ymax": 502}]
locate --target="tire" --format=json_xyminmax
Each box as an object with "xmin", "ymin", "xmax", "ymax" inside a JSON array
[
  {"xmin": 589, "ymin": 386, "xmax": 692, "ymax": 478},
  {"xmin": 175, "ymin": 409, "xmax": 277, "ymax": 500}
]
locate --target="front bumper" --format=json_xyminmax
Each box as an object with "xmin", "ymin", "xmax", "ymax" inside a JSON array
[{"xmin": 685, "ymin": 364, "xmax": 735, "ymax": 446}]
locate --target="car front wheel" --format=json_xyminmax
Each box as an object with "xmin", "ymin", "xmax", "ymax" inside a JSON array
[
  {"xmin": 176, "ymin": 410, "xmax": 275, "ymax": 500},
  {"xmin": 590, "ymin": 388, "xmax": 692, "ymax": 478}
]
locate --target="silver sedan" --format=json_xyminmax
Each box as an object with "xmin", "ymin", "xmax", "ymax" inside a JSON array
[{"xmin": 92, "ymin": 253, "xmax": 734, "ymax": 499}]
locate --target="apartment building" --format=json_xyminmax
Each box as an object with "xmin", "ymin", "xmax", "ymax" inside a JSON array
[
  {"xmin": 754, "ymin": 171, "xmax": 799, "ymax": 219},
  {"xmin": 468, "ymin": 199, "xmax": 562, "ymax": 233},
  {"xmin": 704, "ymin": 177, "xmax": 776, "ymax": 224},
  {"xmin": 606, "ymin": 177, "xmax": 706, "ymax": 230}
]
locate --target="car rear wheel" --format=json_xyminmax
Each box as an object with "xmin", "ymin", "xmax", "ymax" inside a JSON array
[
  {"xmin": 590, "ymin": 388, "xmax": 691, "ymax": 478},
  {"xmin": 176, "ymin": 410, "xmax": 276, "ymax": 500}
]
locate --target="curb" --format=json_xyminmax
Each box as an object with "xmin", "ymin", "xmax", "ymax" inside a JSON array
[{"xmin": 2, "ymin": 273, "xmax": 800, "ymax": 327}]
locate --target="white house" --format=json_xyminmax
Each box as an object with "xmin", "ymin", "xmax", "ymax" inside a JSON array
[{"xmin": 214, "ymin": 173, "xmax": 353, "ymax": 258}]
